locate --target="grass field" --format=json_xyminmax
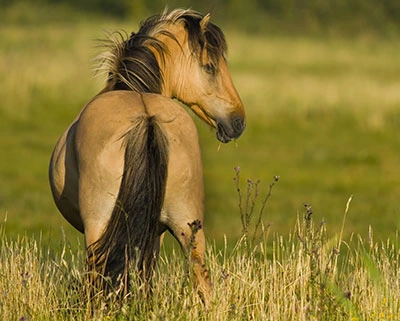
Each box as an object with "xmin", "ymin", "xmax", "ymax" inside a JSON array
[
  {"xmin": 2, "ymin": 210, "xmax": 400, "ymax": 320},
  {"xmin": 1, "ymin": 4, "xmax": 400, "ymax": 249}
]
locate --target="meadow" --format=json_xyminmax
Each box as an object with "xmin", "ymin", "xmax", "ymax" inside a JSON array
[
  {"xmin": 1, "ymin": 3, "xmax": 400, "ymax": 319},
  {"xmin": 2, "ymin": 3, "xmax": 400, "ymax": 245}
]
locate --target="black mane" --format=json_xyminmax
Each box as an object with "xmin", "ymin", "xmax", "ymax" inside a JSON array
[{"xmin": 100, "ymin": 9, "xmax": 227, "ymax": 94}]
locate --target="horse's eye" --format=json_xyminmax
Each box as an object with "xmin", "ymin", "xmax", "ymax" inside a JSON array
[{"xmin": 203, "ymin": 63, "xmax": 215, "ymax": 74}]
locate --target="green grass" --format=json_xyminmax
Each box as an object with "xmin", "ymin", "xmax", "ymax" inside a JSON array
[{"xmin": 1, "ymin": 3, "xmax": 400, "ymax": 252}]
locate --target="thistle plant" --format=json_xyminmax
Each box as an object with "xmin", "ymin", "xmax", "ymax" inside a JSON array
[{"xmin": 233, "ymin": 166, "xmax": 279, "ymax": 248}]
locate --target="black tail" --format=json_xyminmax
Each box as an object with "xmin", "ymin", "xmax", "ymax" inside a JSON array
[{"xmin": 87, "ymin": 114, "xmax": 169, "ymax": 291}]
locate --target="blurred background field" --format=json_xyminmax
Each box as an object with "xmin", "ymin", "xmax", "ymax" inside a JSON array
[{"xmin": 1, "ymin": 0, "xmax": 400, "ymax": 251}]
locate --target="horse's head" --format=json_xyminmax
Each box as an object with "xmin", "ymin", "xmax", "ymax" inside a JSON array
[
  {"xmin": 157, "ymin": 11, "xmax": 246, "ymax": 143},
  {"xmin": 99, "ymin": 9, "xmax": 245, "ymax": 143}
]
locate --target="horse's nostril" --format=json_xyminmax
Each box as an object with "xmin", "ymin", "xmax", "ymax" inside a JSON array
[
  {"xmin": 232, "ymin": 117, "xmax": 245, "ymax": 134},
  {"xmin": 216, "ymin": 117, "xmax": 245, "ymax": 143}
]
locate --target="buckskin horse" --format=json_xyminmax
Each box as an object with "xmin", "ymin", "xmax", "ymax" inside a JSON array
[{"xmin": 49, "ymin": 9, "xmax": 245, "ymax": 306}]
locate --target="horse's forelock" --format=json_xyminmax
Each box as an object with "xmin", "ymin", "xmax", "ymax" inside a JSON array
[
  {"xmin": 147, "ymin": 9, "xmax": 227, "ymax": 66},
  {"xmin": 202, "ymin": 23, "xmax": 227, "ymax": 64},
  {"xmin": 174, "ymin": 10, "xmax": 227, "ymax": 66}
]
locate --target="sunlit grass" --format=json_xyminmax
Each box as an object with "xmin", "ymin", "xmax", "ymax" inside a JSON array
[{"xmin": 1, "ymin": 195, "xmax": 399, "ymax": 320}]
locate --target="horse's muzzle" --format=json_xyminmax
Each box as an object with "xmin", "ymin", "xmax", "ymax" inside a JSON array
[{"xmin": 216, "ymin": 116, "xmax": 246, "ymax": 143}]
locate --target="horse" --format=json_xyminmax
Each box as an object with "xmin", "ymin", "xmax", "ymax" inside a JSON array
[{"xmin": 49, "ymin": 9, "xmax": 245, "ymax": 307}]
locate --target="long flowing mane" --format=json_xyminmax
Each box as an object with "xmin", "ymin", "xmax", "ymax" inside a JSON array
[{"xmin": 97, "ymin": 9, "xmax": 227, "ymax": 94}]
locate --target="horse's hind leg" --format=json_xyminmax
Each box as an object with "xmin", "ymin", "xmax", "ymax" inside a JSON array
[
  {"xmin": 169, "ymin": 218, "xmax": 212, "ymax": 307},
  {"xmin": 187, "ymin": 223, "xmax": 212, "ymax": 307}
]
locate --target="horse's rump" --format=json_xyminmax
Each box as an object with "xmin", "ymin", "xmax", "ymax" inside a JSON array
[{"xmin": 87, "ymin": 113, "xmax": 169, "ymax": 290}]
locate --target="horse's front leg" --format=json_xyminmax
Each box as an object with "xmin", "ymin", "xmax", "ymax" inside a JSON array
[{"xmin": 173, "ymin": 220, "xmax": 212, "ymax": 308}]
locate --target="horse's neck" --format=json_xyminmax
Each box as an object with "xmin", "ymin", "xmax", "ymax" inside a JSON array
[{"xmin": 152, "ymin": 25, "xmax": 186, "ymax": 99}]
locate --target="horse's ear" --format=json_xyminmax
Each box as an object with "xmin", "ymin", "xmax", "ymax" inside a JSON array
[{"xmin": 200, "ymin": 13, "xmax": 211, "ymax": 32}]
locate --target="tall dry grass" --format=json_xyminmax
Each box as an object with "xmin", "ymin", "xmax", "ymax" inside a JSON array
[{"xmin": 1, "ymin": 173, "xmax": 399, "ymax": 320}]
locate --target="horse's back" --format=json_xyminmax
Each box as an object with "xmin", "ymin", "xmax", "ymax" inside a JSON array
[
  {"xmin": 79, "ymin": 91, "xmax": 201, "ymax": 163},
  {"xmin": 77, "ymin": 91, "xmax": 197, "ymax": 140}
]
